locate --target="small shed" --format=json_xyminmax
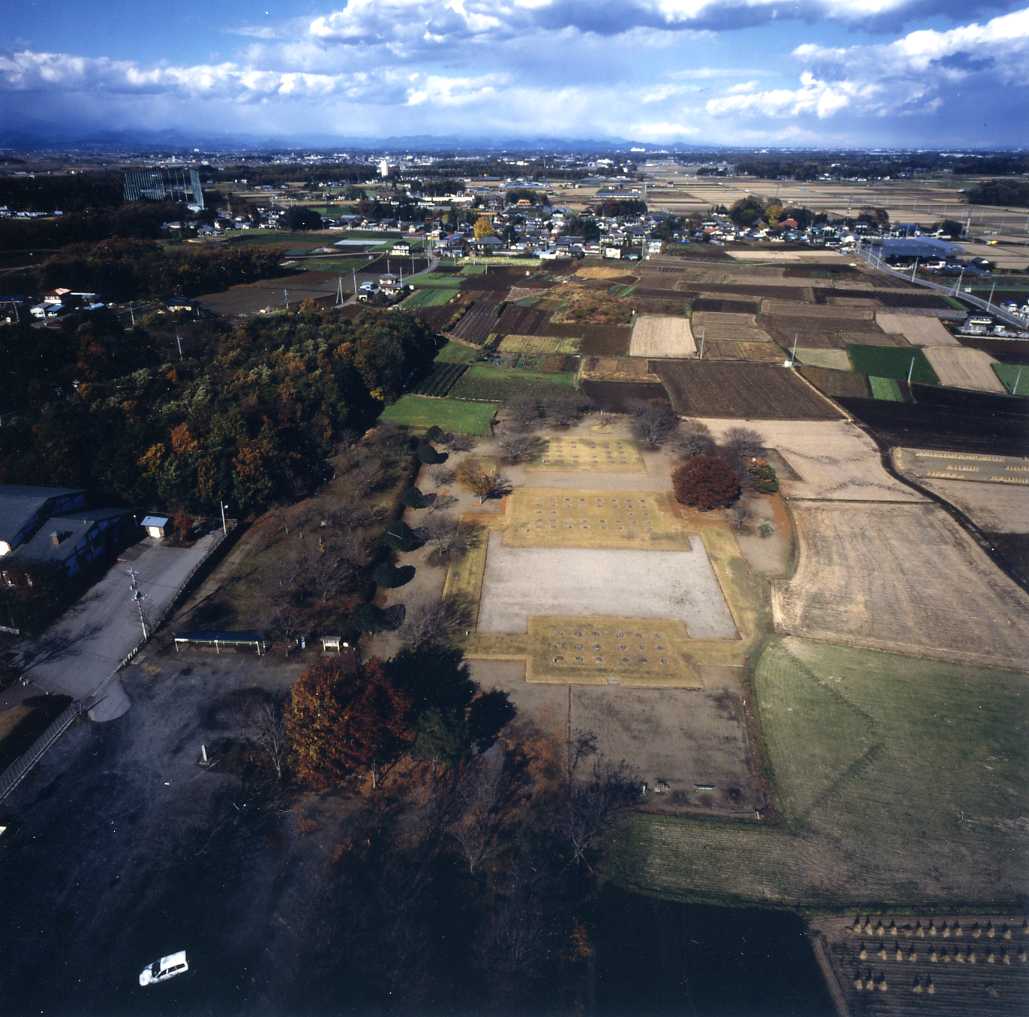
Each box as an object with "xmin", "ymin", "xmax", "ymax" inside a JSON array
[{"xmin": 142, "ymin": 515, "xmax": 170, "ymax": 540}]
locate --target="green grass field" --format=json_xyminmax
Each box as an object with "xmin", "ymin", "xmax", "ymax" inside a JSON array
[
  {"xmin": 848, "ymin": 345, "xmax": 938, "ymax": 385},
  {"xmin": 435, "ymin": 342, "xmax": 482, "ymax": 364},
  {"xmin": 869, "ymin": 375, "xmax": 905, "ymax": 401},
  {"xmin": 449, "ymin": 364, "xmax": 577, "ymax": 403},
  {"xmin": 380, "ymin": 395, "xmax": 497, "ymax": 435},
  {"xmin": 461, "ymin": 263, "xmax": 489, "ymax": 276},
  {"xmin": 400, "ymin": 288, "xmax": 457, "ymax": 309},
  {"xmin": 613, "ymin": 638, "xmax": 1029, "ymax": 908},
  {"xmin": 993, "ymin": 362, "xmax": 1029, "ymax": 395},
  {"xmin": 410, "ymin": 272, "xmax": 465, "ymax": 289}
]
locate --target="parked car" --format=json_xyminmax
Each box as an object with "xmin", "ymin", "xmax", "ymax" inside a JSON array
[{"xmin": 139, "ymin": 951, "xmax": 189, "ymax": 987}]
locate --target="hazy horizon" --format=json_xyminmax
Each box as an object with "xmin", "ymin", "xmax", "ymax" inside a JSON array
[{"xmin": 3, "ymin": 1, "xmax": 1028, "ymax": 149}]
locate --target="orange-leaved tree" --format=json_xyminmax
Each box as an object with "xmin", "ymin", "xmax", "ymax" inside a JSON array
[
  {"xmin": 286, "ymin": 658, "xmax": 412, "ymax": 790},
  {"xmin": 672, "ymin": 455, "xmax": 741, "ymax": 510}
]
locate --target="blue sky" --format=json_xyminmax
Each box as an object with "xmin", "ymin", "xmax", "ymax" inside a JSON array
[{"xmin": 2, "ymin": 1, "xmax": 1028, "ymax": 146}]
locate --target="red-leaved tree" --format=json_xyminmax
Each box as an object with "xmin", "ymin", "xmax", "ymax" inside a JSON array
[
  {"xmin": 672, "ymin": 455, "xmax": 741, "ymax": 510},
  {"xmin": 287, "ymin": 658, "xmax": 412, "ymax": 790}
]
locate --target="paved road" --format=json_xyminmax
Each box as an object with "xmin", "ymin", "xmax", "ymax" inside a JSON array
[{"xmin": 16, "ymin": 533, "xmax": 221, "ymax": 722}]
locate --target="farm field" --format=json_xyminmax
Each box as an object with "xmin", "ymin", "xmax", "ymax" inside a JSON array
[
  {"xmin": 195, "ymin": 270, "xmax": 339, "ymax": 316},
  {"xmin": 773, "ymin": 502, "xmax": 1029, "ymax": 670},
  {"xmin": 695, "ymin": 418, "xmax": 924, "ymax": 500},
  {"xmin": 628, "ymin": 314, "xmax": 696, "ymax": 357},
  {"xmin": 797, "ymin": 348, "xmax": 853, "ymax": 370},
  {"xmin": 654, "ymin": 361, "xmax": 841, "ymax": 419},
  {"xmin": 434, "ymin": 341, "xmax": 481, "ymax": 364},
  {"xmin": 848, "ymin": 345, "xmax": 939, "ymax": 384},
  {"xmin": 923, "ymin": 347, "xmax": 1006, "ymax": 393},
  {"xmin": 615, "ymin": 637, "xmax": 1029, "ymax": 906},
  {"xmin": 870, "ymin": 376, "xmax": 905, "ymax": 400},
  {"xmin": 894, "ymin": 447, "xmax": 1029, "ymax": 486},
  {"xmin": 532, "ymin": 435, "xmax": 645, "ymax": 471},
  {"xmin": 813, "ymin": 912, "xmax": 1029, "ymax": 1017},
  {"xmin": 379, "ymin": 394, "xmax": 497, "ymax": 435},
  {"xmin": 994, "ymin": 362, "xmax": 1029, "ymax": 395},
  {"xmin": 876, "ymin": 312, "xmax": 957, "ymax": 346},
  {"xmin": 691, "ymin": 311, "xmax": 773, "ymax": 342},
  {"xmin": 580, "ymin": 356, "xmax": 660, "ymax": 382},
  {"xmin": 798, "ymin": 365, "xmax": 871, "ymax": 399},
  {"xmin": 761, "ymin": 315, "xmax": 894, "ymax": 349},
  {"xmin": 909, "ymin": 477, "xmax": 1029, "ymax": 535},
  {"xmin": 497, "ymin": 334, "xmax": 581, "ymax": 355},
  {"xmin": 704, "ymin": 340, "xmax": 784, "ymax": 363},
  {"xmin": 450, "ymin": 364, "xmax": 576, "ymax": 402},
  {"xmin": 448, "ymin": 297, "xmax": 502, "ymax": 343},
  {"xmin": 560, "ymin": 323, "xmax": 632, "ymax": 356},
  {"xmin": 410, "ymin": 362, "xmax": 467, "ymax": 397},
  {"xmin": 581, "ymin": 379, "xmax": 671, "ymax": 412},
  {"xmin": 410, "ymin": 271, "xmax": 464, "ymax": 289},
  {"xmin": 400, "ymin": 287, "xmax": 456, "ymax": 309}
]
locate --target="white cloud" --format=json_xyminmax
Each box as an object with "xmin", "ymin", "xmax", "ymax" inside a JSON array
[
  {"xmin": 630, "ymin": 119, "xmax": 701, "ymax": 140},
  {"xmin": 0, "ymin": 50, "xmax": 393, "ymax": 102},
  {"xmin": 406, "ymin": 73, "xmax": 507, "ymax": 106},
  {"xmin": 706, "ymin": 70, "xmax": 877, "ymax": 118}
]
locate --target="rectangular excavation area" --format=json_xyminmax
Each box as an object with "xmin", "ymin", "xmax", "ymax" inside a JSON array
[{"xmin": 477, "ymin": 531, "xmax": 737, "ymax": 637}]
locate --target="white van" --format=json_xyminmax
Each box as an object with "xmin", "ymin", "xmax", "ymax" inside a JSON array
[{"xmin": 139, "ymin": 951, "xmax": 189, "ymax": 987}]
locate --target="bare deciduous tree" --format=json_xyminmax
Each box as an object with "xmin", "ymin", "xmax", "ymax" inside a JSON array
[
  {"xmin": 402, "ymin": 595, "xmax": 474, "ymax": 649},
  {"xmin": 674, "ymin": 420, "xmax": 716, "ymax": 459},
  {"xmin": 497, "ymin": 432, "xmax": 547, "ymax": 464},
  {"xmin": 418, "ymin": 516, "xmax": 482, "ymax": 567},
  {"xmin": 629, "ymin": 400, "xmax": 678, "ymax": 448}
]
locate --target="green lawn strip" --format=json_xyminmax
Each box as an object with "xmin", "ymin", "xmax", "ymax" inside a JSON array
[
  {"xmin": 449, "ymin": 364, "xmax": 577, "ymax": 402},
  {"xmin": 847, "ymin": 344, "xmax": 938, "ymax": 384},
  {"xmin": 993, "ymin": 362, "xmax": 1029, "ymax": 396},
  {"xmin": 400, "ymin": 288, "xmax": 456, "ymax": 309},
  {"xmin": 796, "ymin": 348, "xmax": 852, "ymax": 371},
  {"xmin": 411, "ymin": 272, "xmax": 465, "ymax": 289},
  {"xmin": 435, "ymin": 342, "xmax": 482, "ymax": 364},
  {"xmin": 461, "ymin": 263, "xmax": 489, "ymax": 276},
  {"xmin": 612, "ymin": 638, "xmax": 1029, "ymax": 908},
  {"xmin": 869, "ymin": 375, "xmax": 904, "ymax": 401},
  {"xmin": 380, "ymin": 395, "xmax": 497, "ymax": 436}
]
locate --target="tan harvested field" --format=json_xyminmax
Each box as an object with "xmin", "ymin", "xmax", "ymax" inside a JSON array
[
  {"xmin": 914, "ymin": 478, "xmax": 1029, "ymax": 534},
  {"xmin": 876, "ymin": 312, "xmax": 957, "ymax": 345},
  {"xmin": 497, "ymin": 334, "xmax": 581, "ymax": 355},
  {"xmin": 576, "ymin": 265, "xmax": 640, "ymax": 281},
  {"xmin": 813, "ymin": 913, "xmax": 1029, "ymax": 1017},
  {"xmin": 580, "ymin": 356, "xmax": 661, "ymax": 382},
  {"xmin": 691, "ymin": 310, "xmax": 772, "ymax": 342},
  {"xmin": 705, "ymin": 340, "xmax": 785, "ymax": 363},
  {"xmin": 697, "ymin": 418, "xmax": 926, "ymax": 501},
  {"xmin": 796, "ymin": 348, "xmax": 852, "ymax": 370},
  {"xmin": 727, "ymin": 249, "xmax": 849, "ymax": 262},
  {"xmin": 762, "ymin": 300, "xmax": 874, "ymax": 320},
  {"xmin": 628, "ymin": 314, "xmax": 696, "ymax": 357},
  {"xmin": 923, "ymin": 347, "xmax": 1006, "ymax": 392},
  {"xmin": 471, "ymin": 660, "xmax": 759, "ymax": 813},
  {"xmin": 773, "ymin": 502, "xmax": 1029, "ymax": 670}
]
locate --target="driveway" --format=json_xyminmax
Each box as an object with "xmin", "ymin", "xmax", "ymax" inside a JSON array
[{"xmin": 17, "ymin": 532, "xmax": 222, "ymax": 721}]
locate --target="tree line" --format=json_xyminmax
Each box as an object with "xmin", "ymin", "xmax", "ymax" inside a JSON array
[{"xmin": 0, "ymin": 305, "xmax": 441, "ymax": 518}]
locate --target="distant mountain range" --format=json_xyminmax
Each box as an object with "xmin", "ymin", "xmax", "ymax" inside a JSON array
[{"xmin": 0, "ymin": 120, "xmax": 720, "ymax": 156}]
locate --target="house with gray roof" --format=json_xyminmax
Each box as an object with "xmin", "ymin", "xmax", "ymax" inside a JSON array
[{"xmin": 0, "ymin": 485, "xmax": 87, "ymax": 557}]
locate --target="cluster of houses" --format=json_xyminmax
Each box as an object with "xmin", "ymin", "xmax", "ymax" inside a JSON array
[{"xmin": 0, "ymin": 485, "xmax": 165, "ymax": 591}]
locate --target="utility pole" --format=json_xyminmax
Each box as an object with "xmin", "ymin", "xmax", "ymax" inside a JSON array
[
  {"xmin": 175, "ymin": 334, "xmax": 183, "ymax": 360},
  {"xmin": 1014, "ymin": 365, "xmax": 1023, "ymax": 396},
  {"xmin": 907, "ymin": 355, "xmax": 916, "ymax": 386},
  {"xmin": 335, "ymin": 276, "xmax": 345, "ymax": 307},
  {"xmin": 352, "ymin": 266, "xmax": 358, "ymax": 296},
  {"xmin": 697, "ymin": 329, "xmax": 705, "ymax": 359},
  {"xmin": 126, "ymin": 568, "xmax": 149, "ymax": 642},
  {"xmin": 220, "ymin": 501, "xmax": 228, "ymax": 536},
  {"xmin": 283, "ymin": 288, "xmax": 289, "ymax": 309},
  {"xmin": 129, "ymin": 303, "xmax": 136, "ymax": 328},
  {"xmin": 910, "ymin": 258, "xmax": 919, "ymax": 283},
  {"xmin": 987, "ymin": 280, "xmax": 996, "ymax": 308},
  {"xmin": 953, "ymin": 266, "xmax": 965, "ymax": 296}
]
